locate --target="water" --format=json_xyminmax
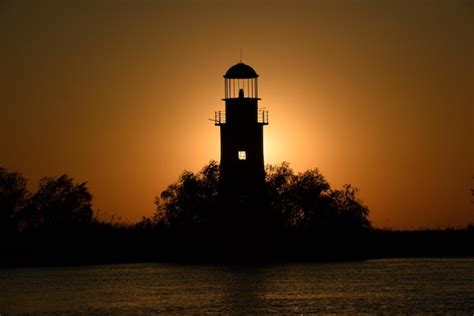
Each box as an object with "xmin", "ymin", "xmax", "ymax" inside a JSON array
[{"xmin": 1, "ymin": 258, "xmax": 473, "ymax": 314}]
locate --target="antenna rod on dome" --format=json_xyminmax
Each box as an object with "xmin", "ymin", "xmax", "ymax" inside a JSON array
[{"xmin": 240, "ymin": 48, "xmax": 242, "ymax": 63}]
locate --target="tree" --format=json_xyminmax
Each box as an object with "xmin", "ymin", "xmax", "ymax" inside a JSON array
[
  {"xmin": 25, "ymin": 174, "xmax": 93, "ymax": 230},
  {"xmin": 154, "ymin": 161, "xmax": 219, "ymax": 231},
  {"xmin": 266, "ymin": 162, "xmax": 371, "ymax": 232},
  {"xmin": 327, "ymin": 184, "xmax": 371, "ymax": 231},
  {"xmin": 0, "ymin": 167, "xmax": 29, "ymax": 231},
  {"xmin": 266, "ymin": 163, "xmax": 333, "ymax": 230},
  {"xmin": 154, "ymin": 161, "xmax": 371, "ymax": 233}
]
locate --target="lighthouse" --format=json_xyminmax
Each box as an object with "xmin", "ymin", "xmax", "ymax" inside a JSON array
[{"xmin": 214, "ymin": 62, "xmax": 269, "ymax": 228}]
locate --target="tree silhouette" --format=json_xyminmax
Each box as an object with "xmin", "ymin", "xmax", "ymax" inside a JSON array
[
  {"xmin": 22, "ymin": 174, "xmax": 93, "ymax": 230},
  {"xmin": 266, "ymin": 163, "xmax": 370, "ymax": 232},
  {"xmin": 266, "ymin": 162, "xmax": 332, "ymax": 230},
  {"xmin": 154, "ymin": 161, "xmax": 219, "ymax": 231},
  {"xmin": 0, "ymin": 167, "xmax": 29, "ymax": 232},
  {"xmin": 153, "ymin": 161, "xmax": 371, "ymax": 233},
  {"xmin": 327, "ymin": 184, "xmax": 371, "ymax": 231}
]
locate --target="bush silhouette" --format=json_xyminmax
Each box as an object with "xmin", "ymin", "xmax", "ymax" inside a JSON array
[
  {"xmin": 20, "ymin": 174, "xmax": 93, "ymax": 231},
  {"xmin": 266, "ymin": 162, "xmax": 370, "ymax": 232},
  {"xmin": 266, "ymin": 162, "xmax": 331, "ymax": 230},
  {"xmin": 2, "ymin": 165, "xmax": 473, "ymax": 265},
  {"xmin": 152, "ymin": 161, "xmax": 371, "ymax": 233},
  {"xmin": 154, "ymin": 161, "xmax": 219, "ymax": 232},
  {"xmin": 2, "ymin": 162, "xmax": 370, "ymax": 236},
  {"xmin": 0, "ymin": 167, "xmax": 29, "ymax": 232}
]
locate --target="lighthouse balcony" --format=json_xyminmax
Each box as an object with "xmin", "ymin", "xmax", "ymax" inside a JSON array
[
  {"xmin": 213, "ymin": 110, "xmax": 269, "ymax": 126},
  {"xmin": 259, "ymin": 110, "xmax": 269, "ymax": 125},
  {"xmin": 214, "ymin": 111, "xmax": 226, "ymax": 125}
]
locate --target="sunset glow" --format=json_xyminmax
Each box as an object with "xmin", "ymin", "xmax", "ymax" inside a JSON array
[{"xmin": 1, "ymin": 0, "xmax": 472, "ymax": 228}]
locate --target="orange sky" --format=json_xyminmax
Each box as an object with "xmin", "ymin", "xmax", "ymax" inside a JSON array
[{"xmin": 1, "ymin": 0, "xmax": 473, "ymax": 228}]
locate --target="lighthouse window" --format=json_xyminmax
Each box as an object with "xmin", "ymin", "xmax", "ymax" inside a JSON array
[{"xmin": 238, "ymin": 151, "xmax": 247, "ymax": 160}]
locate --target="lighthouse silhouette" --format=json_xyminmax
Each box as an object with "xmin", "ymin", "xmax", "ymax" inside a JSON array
[{"xmin": 214, "ymin": 62, "xmax": 270, "ymax": 231}]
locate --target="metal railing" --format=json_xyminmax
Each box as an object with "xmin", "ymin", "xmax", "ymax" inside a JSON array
[
  {"xmin": 214, "ymin": 111, "xmax": 226, "ymax": 125},
  {"xmin": 212, "ymin": 109, "xmax": 269, "ymax": 125},
  {"xmin": 258, "ymin": 110, "xmax": 269, "ymax": 125}
]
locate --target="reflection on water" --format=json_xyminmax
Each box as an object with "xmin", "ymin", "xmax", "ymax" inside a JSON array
[{"xmin": 1, "ymin": 258, "xmax": 473, "ymax": 314}]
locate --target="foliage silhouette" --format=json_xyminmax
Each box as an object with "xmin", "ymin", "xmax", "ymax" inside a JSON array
[
  {"xmin": 151, "ymin": 161, "xmax": 371, "ymax": 233},
  {"xmin": 153, "ymin": 161, "xmax": 219, "ymax": 232},
  {"xmin": 265, "ymin": 162, "xmax": 370, "ymax": 232},
  {"xmin": 0, "ymin": 167, "xmax": 29, "ymax": 232},
  {"xmin": 19, "ymin": 174, "xmax": 93, "ymax": 231},
  {"xmin": 1, "ymin": 164, "xmax": 473, "ymax": 266}
]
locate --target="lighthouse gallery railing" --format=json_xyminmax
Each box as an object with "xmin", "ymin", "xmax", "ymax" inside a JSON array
[{"xmin": 214, "ymin": 110, "xmax": 269, "ymax": 126}]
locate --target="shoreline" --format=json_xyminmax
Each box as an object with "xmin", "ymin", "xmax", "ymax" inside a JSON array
[{"xmin": 2, "ymin": 228, "xmax": 473, "ymax": 268}]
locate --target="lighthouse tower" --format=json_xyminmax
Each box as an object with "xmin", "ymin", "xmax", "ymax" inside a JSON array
[{"xmin": 214, "ymin": 62, "xmax": 269, "ymax": 227}]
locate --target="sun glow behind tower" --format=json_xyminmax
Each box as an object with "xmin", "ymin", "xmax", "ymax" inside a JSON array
[{"xmin": 0, "ymin": 0, "xmax": 472, "ymax": 228}]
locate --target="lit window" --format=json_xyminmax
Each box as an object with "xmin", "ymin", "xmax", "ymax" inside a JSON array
[{"xmin": 238, "ymin": 151, "xmax": 246, "ymax": 160}]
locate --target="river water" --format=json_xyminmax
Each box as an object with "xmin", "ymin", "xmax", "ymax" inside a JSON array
[{"xmin": 1, "ymin": 258, "xmax": 473, "ymax": 314}]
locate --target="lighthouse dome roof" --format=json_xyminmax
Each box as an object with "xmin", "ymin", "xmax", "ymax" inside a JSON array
[{"xmin": 224, "ymin": 62, "xmax": 259, "ymax": 79}]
